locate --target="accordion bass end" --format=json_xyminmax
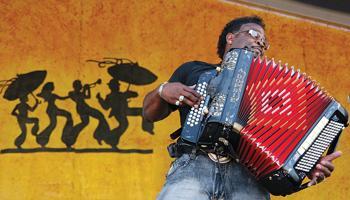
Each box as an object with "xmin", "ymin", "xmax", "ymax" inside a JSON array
[
  {"xmin": 256, "ymin": 101, "xmax": 348, "ymax": 196},
  {"xmin": 180, "ymin": 48, "xmax": 349, "ymax": 196}
]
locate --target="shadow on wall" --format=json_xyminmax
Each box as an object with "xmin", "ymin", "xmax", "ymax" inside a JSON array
[{"xmin": 0, "ymin": 58, "xmax": 157, "ymax": 154}]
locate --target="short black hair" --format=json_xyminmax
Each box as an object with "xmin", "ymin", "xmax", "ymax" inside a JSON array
[{"xmin": 217, "ymin": 16, "xmax": 265, "ymax": 59}]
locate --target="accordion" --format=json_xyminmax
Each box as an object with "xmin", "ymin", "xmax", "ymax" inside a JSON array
[{"xmin": 180, "ymin": 48, "xmax": 349, "ymax": 196}]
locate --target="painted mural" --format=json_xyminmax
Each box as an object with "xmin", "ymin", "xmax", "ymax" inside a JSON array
[
  {"xmin": 0, "ymin": 0, "xmax": 349, "ymax": 199},
  {"xmin": 0, "ymin": 58, "xmax": 155, "ymax": 153}
]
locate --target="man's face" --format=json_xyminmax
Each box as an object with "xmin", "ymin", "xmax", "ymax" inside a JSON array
[{"xmin": 225, "ymin": 23, "xmax": 268, "ymax": 58}]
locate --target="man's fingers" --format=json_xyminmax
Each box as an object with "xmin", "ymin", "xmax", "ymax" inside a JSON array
[
  {"xmin": 316, "ymin": 164, "xmax": 331, "ymax": 177},
  {"xmin": 183, "ymin": 90, "xmax": 201, "ymax": 100},
  {"xmin": 182, "ymin": 99, "xmax": 197, "ymax": 108},
  {"xmin": 181, "ymin": 91, "xmax": 200, "ymax": 104},
  {"xmin": 308, "ymin": 173, "xmax": 318, "ymax": 187},
  {"xmin": 323, "ymin": 151, "xmax": 342, "ymax": 162},
  {"xmin": 183, "ymin": 85, "xmax": 201, "ymax": 98},
  {"xmin": 308, "ymin": 172, "xmax": 326, "ymax": 187},
  {"xmin": 320, "ymin": 160, "xmax": 335, "ymax": 172}
]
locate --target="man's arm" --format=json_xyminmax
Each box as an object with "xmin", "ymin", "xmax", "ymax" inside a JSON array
[
  {"xmin": 96, "ymin": 93, "xmax": 110, "ymax": 110},
  {"xmin": 142, "ymin": 86, "xmax": 172, "ymax": 122},
  {"xmin": 54, "ymin": 94, "xmax": 69, "ymax": 100},
  {"xmin": 29, "ymin": 98, "xmax": 39, "ymax": 112},
  {"xmin": 11, "ymin": 105, "xmax": 19, "ymax": 116},
  {"xmin": 142, "ymin": 82, "xmax": 202, "ymax": 122}
]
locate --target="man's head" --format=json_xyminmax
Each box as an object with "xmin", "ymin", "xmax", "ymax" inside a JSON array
[
  {"xmin": 217, "ymin": 16, "xmax": 268, "ymax": 59},
  {"xmin": 108, "ymin": 79, "xmax": 120, "ymax": 91},
  {"xmin": 73, "ymin": 80, "xmax": 82, "ymax": 91},
  {"xmin": 20, "ymin": 96, "xmax": 28, "ymax": 102}
]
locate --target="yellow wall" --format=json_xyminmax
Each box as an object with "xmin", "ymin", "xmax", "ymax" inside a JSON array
[{"xmin": 0, "ymin": 0, "xmax": 349, "ymax": 199}]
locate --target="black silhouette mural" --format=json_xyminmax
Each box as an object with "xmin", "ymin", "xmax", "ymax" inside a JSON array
[
  {"xmin": 2, "ymin": 71, "xmax": 46, "ymax": 149},
  {"xmin": 36, "ymin": 82, "xmax": 73, "ymax": 148},
  {"xmin": 91, "ymin": 58, "xmax": 157, "ymax": 153},
  {"xmin": 11, "ymin": 96, "xmax": 40, "ymax": 148},
  {"xmin": 0, "ymin": 58, "xmax": 157, "ymax": 154},
  {"xmin": 97, "ymin": 79, "xmax": 146, "ymax": 148},
  {"xmin": 67, "ymin": 79, "xmax": 110, "ymax": 146},
  {"xmin": 91, "ymin": 58, "xmax": 156, "ymax": 136}
]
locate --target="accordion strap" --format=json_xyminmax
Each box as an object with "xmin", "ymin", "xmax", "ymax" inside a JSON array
[{"xmin": 170, "ymin": 128, "xmax": 182, "ymax": 140}]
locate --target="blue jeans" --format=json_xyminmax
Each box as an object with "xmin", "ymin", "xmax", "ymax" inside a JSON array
[{"xmin": 157, "ymin": 154, "xmax": 270, "ymax": 200}]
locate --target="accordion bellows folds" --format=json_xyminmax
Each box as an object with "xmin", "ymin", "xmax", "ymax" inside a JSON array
[
  {"xmin": 239, "ymin": 56, "xmax": 333, "ymax": 176},
  {"xmin": 180, "ymin": 48, "xmax": 348, "ymax": 196}
]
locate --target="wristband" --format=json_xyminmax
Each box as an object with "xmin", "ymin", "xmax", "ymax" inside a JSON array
[{"xmin": 158, "ymin": 81, "xmax": 168, "ymax": 98}]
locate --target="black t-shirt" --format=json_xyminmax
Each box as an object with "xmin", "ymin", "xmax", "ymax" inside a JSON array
[{"xmin": 168, "ymin": 61, "xmax": 217, "ymax": 126}]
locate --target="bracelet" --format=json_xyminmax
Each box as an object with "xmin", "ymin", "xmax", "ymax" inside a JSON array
[{"xmin": 158, "ymin": 81, "xmax": 168, "ymax": 98}]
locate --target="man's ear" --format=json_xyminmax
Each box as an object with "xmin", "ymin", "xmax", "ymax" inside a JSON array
[{"xmin": 226, "ymin": 33, "xmax": 234, "ymax": 45}]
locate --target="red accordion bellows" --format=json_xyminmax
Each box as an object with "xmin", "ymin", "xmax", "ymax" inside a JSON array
[{"xmin": 237, "ymin": 57, "xmax": 332, "ymax": 179}]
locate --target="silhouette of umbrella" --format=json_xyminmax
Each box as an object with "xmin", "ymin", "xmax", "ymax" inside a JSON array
[
  {"xmin": 3, "ymin": 70, "xmax": 47, "ymax": 101},
  {"xmin": 106, "ymin": 58, "xmax": 157, "ymax": 85}
]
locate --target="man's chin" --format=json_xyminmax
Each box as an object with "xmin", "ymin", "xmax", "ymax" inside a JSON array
[{"xmin": 243, "ymin": 46, "xmax": 263, "ymax": 58}]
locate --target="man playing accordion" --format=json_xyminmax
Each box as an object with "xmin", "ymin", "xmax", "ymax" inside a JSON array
[{"xmin": 143, "ymin": 16, "xmax": 341, "ymax": 200}]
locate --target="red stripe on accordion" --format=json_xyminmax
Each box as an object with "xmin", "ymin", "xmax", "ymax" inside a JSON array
[{"xmin": 237, "ymin": 57, "xmax": 332, "ymax": 179}]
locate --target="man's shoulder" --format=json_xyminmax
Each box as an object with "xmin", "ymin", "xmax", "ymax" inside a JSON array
[
  {"xmin": 180, "ymin": 61, "xmax": 216, "ymax": 68},
  {"xmin": 175, "ymin": 61, "xmax": 216, "ymax": 74},
  {"xmin": 170, "ymin": 61, "xmax": 217, "ymax": 83}
]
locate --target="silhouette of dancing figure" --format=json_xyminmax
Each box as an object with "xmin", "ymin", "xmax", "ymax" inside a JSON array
[
  {"xmin": 36, "ymin": 82, "xmax": 73, "ymax": 148},
  {"xmin": 11, "ymin": 95, "xmax": 39, "ymax": 148},
  {"xmin": 68, "ymin": 80, "xmax": 111, "ymax": 147},
  {"xmin": 97, "ymin": 79, "xmax": 154, "ymax": 147}
]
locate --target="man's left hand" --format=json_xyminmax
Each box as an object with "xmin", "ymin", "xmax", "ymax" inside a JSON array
[{"xmin": 308, "ymin": 151, "xmax": 342, "ymax": 186}]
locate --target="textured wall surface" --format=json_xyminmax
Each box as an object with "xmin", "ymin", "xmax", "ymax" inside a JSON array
[{"xmin": 0, "ymin": 0, "xmax": 349, "ymax": 199}]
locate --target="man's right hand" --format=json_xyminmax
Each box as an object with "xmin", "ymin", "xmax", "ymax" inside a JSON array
[{"xmin": 160, "ymin": 82, "xmax": 202, "ymax": 108}]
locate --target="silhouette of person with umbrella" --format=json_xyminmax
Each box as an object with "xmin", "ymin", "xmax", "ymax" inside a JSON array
[
  {"xmin": 11, "ymin": 95, "xmax": 40, "ymax": 148},
  {"xmin": 36, "ymin": 82, "xmax": 73, "ymax": 148},
  {"xmin": 68, "ymin": 79, "xmax": 111, "ymax": 147},
  {"xmin": 0, "ymin": 70, "xmax": 46, "ymax": 149},
  {"xmin": 89, "ymin": 58, "xmax": 156, "ymax": 137},
  {"xmin": 97, "ymin": 78, "xmax": 145, "ymax": 147}
]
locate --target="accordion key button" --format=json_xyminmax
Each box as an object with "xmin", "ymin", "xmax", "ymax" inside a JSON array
[{"xmin": 203, "ymin": 107, "xmax": 209, "ymax": 114}]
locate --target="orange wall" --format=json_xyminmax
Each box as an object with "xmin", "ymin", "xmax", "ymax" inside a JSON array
[{"xmin": 0, "ymin": 0, "xmax": 349, "ymax": 199}]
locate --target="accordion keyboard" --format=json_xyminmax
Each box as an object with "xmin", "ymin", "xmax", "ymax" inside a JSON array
[
  {"xmin": 181, "ymin": 70, "xmax": 215, "ymax": 143},
  {"xmin": 186, "ymin": 82, "xmax": 208, "ymax": 127},
  {"xmin": 295, "ymin": 119, "xmax": 345, "ymax": 172}
]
